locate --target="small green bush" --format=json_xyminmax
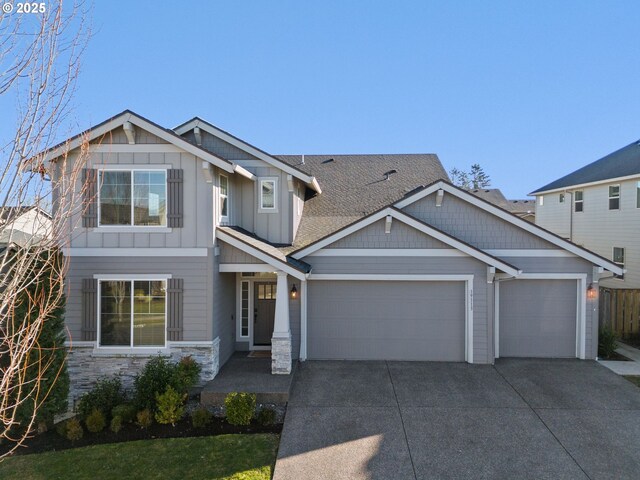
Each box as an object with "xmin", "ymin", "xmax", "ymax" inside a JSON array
[
  {"xmin": 55, "ymin": 420, "xmax": 68, "ymax": 438},
  {"xmin": 136, "ymin": 409, "xmax": 153, "ymax": 429},
  {"xmin": 175, "ymin": 356, "xmax": 201, "ymax": 392},
  {"xmin": 155, "ymin": 386, "xmax": 186, "ymax": 426},
  {"xmin": 111, "ymin": 403, "xmax": 137, "ymax": 424},
  {"xmin": 224, "ymin": 392, "xmax": 256, "ymax": 426},
  {"xmin": 599, "ymin": 326, "xmax": 618, "ymax": 359},
  {"xmin": 191, "ymin": 407, "xmax": 213, "ymax": 428},
  {"xmin": 77, "ymin": 377, "xmax": 125, "ymax": 420},
  {"xmin": 85, "ymin": 408, "xmax": 106, "ymax": 433},
  {"xmin": 110, "ymin": 415, "xmax": 123, "ymax": 434},
  {"xmin": 256, "ymin": 406, "xmax": 276, "ymax": 426},
  {"xmin": 133, "ymin": 356, "xmax": 200, "ymax": 412},
  {"xmin": 65, "ymin": 417, "xmax": 83, "ymax": 441}
]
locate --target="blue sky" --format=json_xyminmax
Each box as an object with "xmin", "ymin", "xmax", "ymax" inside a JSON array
[{"xmin": 7, "ymin": 1, "xmax": 640, "ymax": 197}]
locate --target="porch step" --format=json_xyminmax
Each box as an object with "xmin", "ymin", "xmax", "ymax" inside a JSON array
[{"xmin": 200, "ymin": 352, "xmax": 296, "ymax": 406}]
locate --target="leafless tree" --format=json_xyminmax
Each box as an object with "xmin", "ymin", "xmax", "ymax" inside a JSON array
[{"xmin": 0, "ymin": 0, "xmax": 90, "ymax": 457}]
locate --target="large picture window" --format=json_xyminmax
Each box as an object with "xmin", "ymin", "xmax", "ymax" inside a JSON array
[
  {"xmin": 99, "ymin": 170, "xmax": 167, "ymax": 226},
  {"xmin": 99, "ymin": 280, "xmax": 166, "ymax": 347}
]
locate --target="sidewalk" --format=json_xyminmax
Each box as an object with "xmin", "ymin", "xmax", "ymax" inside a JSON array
[{"xmin": 598, "ymin": 342, "xmax": 640, "ymax": 375}]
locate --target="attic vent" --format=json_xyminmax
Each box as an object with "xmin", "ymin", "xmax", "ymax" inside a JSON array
[
  {"xmin": 384, "ymin": 169, "xmax": 397, "ymax": 180},
  {"xmin": 322, "ymin": 158, "xmax": 335, "ymax": 164}
]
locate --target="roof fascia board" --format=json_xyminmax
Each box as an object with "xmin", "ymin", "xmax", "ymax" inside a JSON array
[
  {"xmin": 530, "ymin": 173, "xmax": 640, "ymax": 195},
  {"xmin": 396, "ymin": 181, "xmax": 624, "ymax": 275},
  {"xmin": 216, "ymin": 229, "xmax": 306, "ymax": 280},
  {"xmin": 174, "ymin": 118, "xmax": 321, "ymax": 193}
]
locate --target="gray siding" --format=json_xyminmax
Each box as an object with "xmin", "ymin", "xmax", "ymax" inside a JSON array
[
  {"xmin": 403, "ymin": 193, "xmax": 556, "ymax": 249},
  {"xmin": 327, "ymin": 218, "xmax": 451, "ymax": 249},
  {"xmin": 219, "ymin": 242, "xmax": 265, "ymax": 264},
  {"xmin": 183, "ymin": 130, "xmax": 260, "ymax": 161},
  {"xmin": 214, "ymin": 268, "xmax": 236, "ymax": 366},
  {"xmin": 65, "ymin": 255, "xmax": 212, "ymax": 342}
]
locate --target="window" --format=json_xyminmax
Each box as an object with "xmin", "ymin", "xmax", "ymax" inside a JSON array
[
  {"xmin": 538, "ymin": 196, "xmax": 544, "ymax": 206},
  {"xmin": 259, "ymin": 178, "xmax": 277, "ymax": 210},
  {"xmin": 240, "ymin": 281, "xmax": 249, "ymax": 337},
  {"xmin": 574, "ymin": 190, "xmax": 583, "ymax": 212},
  {"xmin": 99, "ymin": 170, "xmax": 167, "ymax": 226},
  {"xmin": 219, "ymin": 174, "xmax": 229, "ymax": 221},
  {"xmin": 608, "ymin": 185, "xmax": 620, "ymax": 210},
  {"xmin": 99, "ymin": 280, "xmax": 166, "ymax": 347},
  {"xmin": 613, "ymin": 247, "xmax": 625, "ymax": 280},
  {"xmin": 559, "ymin": 193, "xmax": 565, "ymax": 203},
  {"xmin": 636, "ymin": 181, "xmax": 640, "ymax": 208}
]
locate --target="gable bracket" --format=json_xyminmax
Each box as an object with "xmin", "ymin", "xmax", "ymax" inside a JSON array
[
  {"xmin": 435, "ymin": 189, "xmax": 444, "ymax": 207},
  {"xmin": 385, "ymin": 215, "xmax": 392, "ymax": 234}
]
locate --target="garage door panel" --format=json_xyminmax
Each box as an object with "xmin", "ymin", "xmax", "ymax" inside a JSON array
[
  {"xmin": 499, "ymin": 280, "xmax": 577, "ymax": 358},
  {"xmin": 308, "ymin": 281, "xmax": 466, "ymax": 361}
]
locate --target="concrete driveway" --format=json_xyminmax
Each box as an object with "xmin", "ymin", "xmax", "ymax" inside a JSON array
[{"xmin": 273, "ymin": 359, "xmax": 640, "ymax": 480}]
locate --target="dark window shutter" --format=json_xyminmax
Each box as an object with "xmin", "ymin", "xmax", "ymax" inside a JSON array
[
  {"xmin": 166, "ymin": 278, "xmax": 183, "ymax": 341},
  {"xmin": 81, "ymin": 278, "xmax": 98, "ymax": 341},
  {"xmin": 167, "ymin": 169, "xmax": 183, "ymax": 228},
  {"xmin": 82, "ymin": 168, "xmax": 98, "ymax": 228}
]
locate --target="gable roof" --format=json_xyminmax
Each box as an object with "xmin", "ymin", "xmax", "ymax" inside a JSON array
[
  {"xmin": 531, "ymin": 138, "xmax": 640, "ymax": 194},
  {"xmin": 173, "ymin": 117, "xmax": 322, "ymax": 193},
  {"xmin": 395, "ymin": 180, "xmax": 624, "ymax": 275}
]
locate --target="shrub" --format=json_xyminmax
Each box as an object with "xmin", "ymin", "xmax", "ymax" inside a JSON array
[
  {"xmin": 599, "ymin": 326, "xmax": 618, "ymax": 359},
  {"xmin": 65, "ymin": 417, "xmax": 83, "ymax": 442},
  {"xmin": 136, "ymin": 409, "xmax": 153, "ymax": 429},
  {"xmin": 111, "ymin": 403, "xmax": 137, "ymax": 424},
  {"xmin": 224, "ymin": 392, "xmax": 256, "ymax": 426},
  {"xmin": 256, "ymin": 406, "xmax": 276, "ymax": 426},
  {"xmin": 133, "ymin": 356, "xmax": 200, "ymax": 412},
  {"xmin": 55, "ymin": 420, "xmax": 68, "ymax": 438},
  {"xmin": 85, "ymin": 408, "xmax": 106, "ymax": 433},
  {"xmin": 191, "ymin": 407, "xmax": 213, "ymax": 428},
  {"xmin": 110, "ymin": 415, "xmax": 123, "ymax": 434},
  {"xmin": 77, "ymin": 377, "xmax": 125, "ymax": 420},
  {"xmin": 155, "ymin": 386, "xmax": 186, "ymax": 426}
]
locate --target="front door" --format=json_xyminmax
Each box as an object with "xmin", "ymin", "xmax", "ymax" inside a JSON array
[{"xmin": 253, "ymin": 282, "xmax": 277, "ymax": 346}]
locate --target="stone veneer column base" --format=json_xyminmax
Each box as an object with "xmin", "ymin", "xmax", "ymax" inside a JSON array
[
  {"xmin": 271, "ymin": 335, "xmax": 292, "ymax": 374},
  {"xmin": 64, "ymin": 337, "xmax": 220, "ymax": 410}
]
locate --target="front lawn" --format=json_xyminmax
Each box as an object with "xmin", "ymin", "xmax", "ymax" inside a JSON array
[{"xmin": 0, "ymin": 434, "xmax": 279, "ymax": 480}]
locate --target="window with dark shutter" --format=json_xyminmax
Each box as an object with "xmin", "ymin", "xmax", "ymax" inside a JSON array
[
  {"xmin": 81, "ymin": 278, "xmax": 98, "ymax": 341},
  {"xmin": 82, "ymin": 169, "xmax": 98, "ymax": 228},
  {"xmin": 166, "ymin": 278, "xmax": 183, "ymax": 341},
  {"xmin": 167, "ymin": 169, "xmax": 184, "ymax": 228}
]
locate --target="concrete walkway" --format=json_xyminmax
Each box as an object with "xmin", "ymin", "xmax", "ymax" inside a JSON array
[
  {"xmin": 274, "ymin": 359, "xmax": 640, "ymax": 480},
  {"xmin": 598, "ymin": 342, "xmax": 640, "ymax": 375}
]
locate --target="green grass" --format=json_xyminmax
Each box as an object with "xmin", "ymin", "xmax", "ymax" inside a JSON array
[
  {"xmin": 624, "ymin": 376, "xmax": 640, "ymax": 388},
  {"xmin": 0, "ymin": 434, "xmax": 279, "ymax": 480}
]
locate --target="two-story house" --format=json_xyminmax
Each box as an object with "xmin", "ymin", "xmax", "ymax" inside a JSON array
[
  {"xmin": 531, "ymin": 139, "xmax": 640, "ymax": 290},
  {"xmin": 43, "ymin": 111, "xmax": 622, "ymax": 404}
]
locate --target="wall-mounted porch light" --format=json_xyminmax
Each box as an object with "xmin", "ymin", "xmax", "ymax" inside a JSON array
[
  {"xmin": 587, "ymin": 283, "xmax": 596, "ymax": 300},
  {"xmin": 290, "ymin": 284, "xmax": 298, "ymax": 299}
]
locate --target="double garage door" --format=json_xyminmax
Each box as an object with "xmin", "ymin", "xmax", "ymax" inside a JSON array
[{"xmin": 307, "ymin": 278, "xmax": 578, "ymax": 361}]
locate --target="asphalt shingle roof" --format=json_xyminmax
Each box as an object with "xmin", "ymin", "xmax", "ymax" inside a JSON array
[{"xmin": 530, "ymin": 139, "xmax": 640, "ymax": 194}]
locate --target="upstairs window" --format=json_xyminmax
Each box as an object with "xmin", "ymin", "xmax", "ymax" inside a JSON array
[
  {"xmin": 613, "ymin": 247, "xmax": 625, "ymax": 280},
  {"xmin": 608, "ymin": 185, "xmax": 620, "ymax": 210},
  {"xmin": 219, "ymin": 174, "xmax": 229, "ymax": 222},
  {"xmin": 259, "ymin": 178, "xmax": 277, "ymax": 211},
  {"xmin": 538, "ymin": 196, "xmax": 544, "ymax": 206},
  {"xmin": 574, "ymin": 190, "xmax": 584, "ymax": 212},
  {"xmin": 636, "ymin": 181, "xmax": 640, "ymax": 208},
  {"xmin": 559, "ymin": 193, "xmax": 565, "ymax": 203},
  {"xmin": 99, "ymin": 170, "xmax": 167, "ymax": 226}
]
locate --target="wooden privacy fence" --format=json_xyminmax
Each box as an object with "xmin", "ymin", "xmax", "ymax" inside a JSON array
[{"xmin": 599, "ymin": 287, "xmax": 640, "ymax": 337}]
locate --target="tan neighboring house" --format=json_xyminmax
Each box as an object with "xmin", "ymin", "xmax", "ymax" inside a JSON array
[{"xmin": 531, "ymin": 139, "xmax": 640, "ymax": 289}]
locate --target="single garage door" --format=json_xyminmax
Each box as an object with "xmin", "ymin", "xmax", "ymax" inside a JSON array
[
  {"xmin": 308, "ymin": 280, "xmax": 466, "ymax": 361},
  {"xmin": 499, "ymin": 279, "xmax": 577, "ymax": 358}
]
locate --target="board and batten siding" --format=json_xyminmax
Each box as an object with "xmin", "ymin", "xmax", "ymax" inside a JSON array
[
  {"xmin": 212, "ymin": 253, "xmax": 236, "ymax": 365},
  {"xmin": 90, "ymin": 126, "xmax": 169, "ymax": 145},
  {"xmin": 65, "ymin": 255, "xmax": 213, "ymax": 343},
  {"xmin": 536, "ymin": 178, "xmax": 640, "ymax": 288}
]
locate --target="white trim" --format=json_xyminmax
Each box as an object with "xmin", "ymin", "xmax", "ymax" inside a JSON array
[
  {"xmin": 258, "ymin": 177, "xmax": 279, "ymax": 212},
  {"xmin": 308, "ymin": 249, "xmax": 467, "ymax": 257},
  {"xmin": 306, "ymin": 274, "xmax": 474, "ymax": 363},
  {"xmin": 233, "ymin": 164, "xmax": 256, "ymax": 181},
  {"xmin": 173, "ymin": 118, "xmax": 321, "ymax": 193},
  {"xmin": 93, "ymin": 273, "xmax": 172, "ymax": 280},
  {"xmin": 493, "ymin": 274, "xmax": 587, "ymax": 360},
  {"xmin": 293, "ymin": 207, "xmax": 521, "ymax": 276},
  {"xmin": 216, "ymin": 229, "xmax": 307, "ymax": 280},
  {"xmin": 236, "ymin": 276, "xmax": 251, "ymax": 340},
  {"xmin": 166, "ymin": 340, "xmax": 218, "ymax": 346},
  {"xmin": 220, "ymin": 264, "xmax": 276, "ymax": 273},
  {"xmin": 530, "ymin": 173, "xmax": 640, "ymax": 195},
  {"xmin": 484, "ymin": 249, "xmax": 576, "ymax": 257},
  {"xmin": 91, "ymin": 227, "xmax": 172, "ymax": 233},
  {"xmin": 300, "ymin": 280, "xmax": 308, "ymax": 361},
  {"xmin": 93, "ymin": 163, "xmax": 173, "ymax": 169},
  {"xmin": 394, "ymin": 181, "xmax": 623, "ymax": 275},
  {"xmin": 89, "ymin": 145, "xmax": 183, "ymax": 153},
  {"xmin": 64, "ymin": 248, "xmax": 206, "ymax": 257}
]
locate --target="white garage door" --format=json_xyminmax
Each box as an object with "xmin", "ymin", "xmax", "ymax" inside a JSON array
[{"xmin": 307, "ymin": 280, "xmax": 467, "ymax": 361}]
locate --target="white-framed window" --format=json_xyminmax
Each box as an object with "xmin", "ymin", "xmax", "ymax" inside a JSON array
[
  {"xmin": 608, "ymin": 184, "xmax": 620, "ymax": 210},
  {"xmin": 636, "ymin": 181, "xmax": 639, "ymax": 208},
  {"xmin": 574, "ymin": 190, "xmax": 583, "ymax": 212},
  {"xmin": 98, "ymin": 170, "xmax": 167, "ymax": 226},
  {"xmin": 219, "ymin": 174, "xmax": 229, "ymax": 222},
  {"xmin": 240, "ymin": 280, "xmax": 249, "ymax": 338},
  {"xmin": 559, "ymin": 193, "xmax": 565, "ymax": 203},
  {"xmin": 538, "ymin": 196, "xmax": 544, "ymax": 206},
  {"xmin": 259, "ymin": 178, "xmax": 278, "ymax": 211},
  {"xmin": 98, "ymin": 279, "xmax": 166, "ymax": 347},
  {"xmin": 613, "ymin": 247, "xmax": 625, "ymax": 280}
]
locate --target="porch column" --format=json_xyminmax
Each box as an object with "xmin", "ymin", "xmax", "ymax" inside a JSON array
[{"xmin": 272, "ymin": 271, "xmax": 292, "ymax": 374}]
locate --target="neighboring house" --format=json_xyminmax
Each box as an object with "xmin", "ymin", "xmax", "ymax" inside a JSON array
[
  {"xmin": 531, "ymin": 139, "xmax": 640, "ymax": 289},
  {"xmin": 469, "ymin": 189, "xmax": 535, "ymax": 222},
  {"xmin": 0, "ymin": 206, "xmax": 52, "ymax": 247},
  {"xmin": 41, "ymin": 110, "xmax": 622, "ymax": 404}
]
